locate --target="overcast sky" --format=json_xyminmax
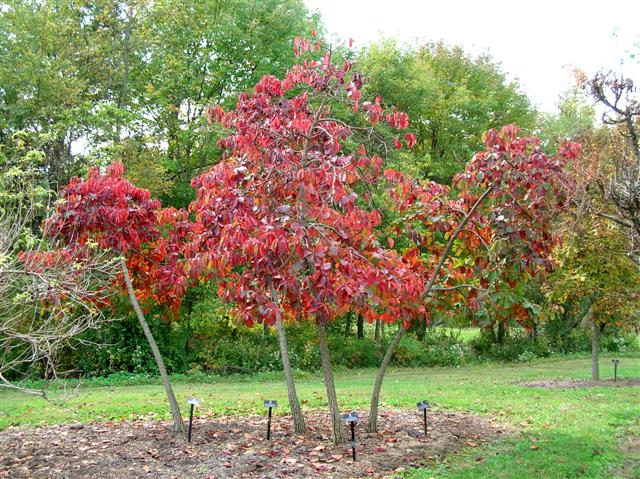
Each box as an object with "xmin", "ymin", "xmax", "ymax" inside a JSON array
[{"xmin": 304, "ymin": 0, "xmax": 640, "ymax": 113}]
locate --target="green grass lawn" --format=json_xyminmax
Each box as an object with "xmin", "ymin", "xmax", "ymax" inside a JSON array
[{"xmin": 1, "ymin": 354, "xmax": 639, "ymax": 478}]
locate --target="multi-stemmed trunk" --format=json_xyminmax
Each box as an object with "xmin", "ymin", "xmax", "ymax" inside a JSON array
[
  {"xmin": 120, "ymin": 259, "xmax": 184, "ymax": 433},
  {"xmin": 317, "ymin": 318, "xmax": 346, "ymax": 444},
  {"xmin": 274, "ymin": 317, "xmax": 306, "ymax": 434}
]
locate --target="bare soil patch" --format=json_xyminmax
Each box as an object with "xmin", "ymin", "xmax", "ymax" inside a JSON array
[
  {"xmin": 0, "ymin": 410, "xmax": 508, "ymax": 478},
  {"xmin": 613, "ymin": 434, "xmax": 640, "ymax": 479},
  {"xmin": 520, "ymin": 378, "xmax": 640, "ymax": 389}
]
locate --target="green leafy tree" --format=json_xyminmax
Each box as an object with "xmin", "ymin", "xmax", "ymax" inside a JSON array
[
  {"xmin": 536, "ymin": 88, "xmax": 596, "ymax": 152},
  {"xmin": 0, "ymin": 0, "xmax": 319, "ymax": 207},
  {"xmin": 360, "ymin": 40, "xmax": 535, "ymax": 182},
  {"xmin": 134, "ymin": 0, "xmax": 319, "ymax": 207},
  {"xmin": 0, "ymin": 1, "xmax": 151, "ymax": 186},
  {"xmin": 547, "ymin": 217, "xmax": 640, "ymax": 380}
]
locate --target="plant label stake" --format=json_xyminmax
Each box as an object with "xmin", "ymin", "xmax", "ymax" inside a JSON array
[
  {"xmin": 264, "ymin": 400, "xmax": 277, "ymax": 440},
  {"xmin": 186, "ymin": 398, "xmax": 201, "ymax": 443},
  {"xmin": 612, "ymin": 359, "xmax": 620, "ymax": 382},
  {"xmin": 417, "ymin": 400, "xmax": 431, "ymax": 437},
  {"xmin": 343, "ymin": 411, "xmax": 358, "ymax": 461}
]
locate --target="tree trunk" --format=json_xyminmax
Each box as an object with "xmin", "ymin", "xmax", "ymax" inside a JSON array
[
  {"xmin": 274, "ymin": 317, "xmax": 306, "ymax": 434},
  {"xmin": 344, "ymin": 314, "xmax": 352, "ymax": 338},
  {"xmin": 368, "ymin": 326, "xmax": 405, "ymax": 432},
  {"xmin": 317, "ymin": 319, "xmax": 346, "ymax": 444},
  {"xmin": 417, "ymin": 317, "xmax": 427, "ymax": 340},
  {"xmin": 357, "ymin": 314, "xmax": 364, "ymax": 340},
  {"xmin": 591, "ymin": 320, "xmax": 601, "ymax": 381},
  {"xmin": 497, "ymin": 320, "xmax": 506, "ymax": 344},
  {"xmin": 120, "ymin": 260, "xmax": 184, "ymax": 433},
  {"xmin": 374, "ymin": 319, "xmax": 380, "ymax": 342},
  {"xmin": 269, "ymin": 285, "xmax": 305, "ymax": 434}
]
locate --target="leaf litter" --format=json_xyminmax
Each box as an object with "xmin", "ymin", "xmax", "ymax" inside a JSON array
[{"xmin": 0, "ymin": 410, "xmax": 509, "ymax": 478}]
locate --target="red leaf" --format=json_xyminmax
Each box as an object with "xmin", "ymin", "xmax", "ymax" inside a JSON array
[{"xmin": 398, "ymin": 112, "xmax": 409, "ymax": 129}]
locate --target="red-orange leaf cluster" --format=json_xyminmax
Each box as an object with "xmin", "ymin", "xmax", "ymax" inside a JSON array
[
  {"xmin": 41, "ymin": 163, "xmax": 192, "ymax": 314},
  {"xmin": 386, "ymin": 125, "xmax": 577, "ymax": 325}
]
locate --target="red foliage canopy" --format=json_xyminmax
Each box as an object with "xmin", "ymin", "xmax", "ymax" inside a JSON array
[
  {"xmin": 190, "ymin": 43, "xmax": 425, "ymax": 327},
  {"xmin": 41, "ymin": 163, "xmax": 192, "ymax": 314},
  {"xmin": 385, "ymin": 125, "xmax": 578, "ymax": 326},
  {"xmin": 32, "ymin": 38, "xmax": 577, "ymax": 333}
]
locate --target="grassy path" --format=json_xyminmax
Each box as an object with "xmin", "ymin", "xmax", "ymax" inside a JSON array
[{"xmin": 1, "ymin": 354, "xmax": 639, "ymax": 478}]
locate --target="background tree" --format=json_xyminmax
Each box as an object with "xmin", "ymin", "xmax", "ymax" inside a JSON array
[
  {"xmin": 121, "ymin": 0, "xmax": 320, "ymax": 207},
  {"xmin": 537, "ymin": 71, "xmax": 640, "ymax": 380},
  {"xmin": 0, "ymin": 0, "xmax": 319, "ymax": 206},
  {"xmin": 536, "ymin": 88, "xmax": 595, "ymax": 152},
  {"xmin": 0, "ymin": 0, "xmax": 141, "ymax": 188},
  {"xmin": 360, "ymin": 40, "xmax": 535, "ymax": 183},
  {"xmin": 547, "ymin": 217, "xmax": 640, "ymax": 380},
  {"xmin": 581, "ymin": 72, "xmax": 640, "ymax": 261}
]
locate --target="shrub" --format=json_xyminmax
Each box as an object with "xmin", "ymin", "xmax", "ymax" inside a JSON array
[
  {"xmin": 329, "ymin": 337, "xmax": 383, "ymax": 369},
  {"xmin": 390, "ymin": 329, "xmax": 475, "ymax": 368},
  {"xmin": 469, "ymin": 330, "xmax": 551, "ymax": 362},
  {"xmin": 394, "ymin": 336, "xmax": 425, "ymax": 367},
  {"xmin": 422, "ymin": 329, "xmax": 475, "ymax": 366},
  {"xmin": 601, "ymin": 330, "xmax": 640, "ymax": 353}
]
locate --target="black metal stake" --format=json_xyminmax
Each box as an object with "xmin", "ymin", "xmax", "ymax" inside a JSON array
[
  {"xmin": 423, "ymin": 408, "xmax": 428, "ymax": 436},
  {"xmin": 343, "ymin": 411, "xmax": 358, "ymax": 461},
  {"xmin": 264, "ymin": 400, "xmax": 277, "ymax": 440},
  {"xmin": 614, "ymin": 361, "xmax": 618, "ymax": 382},
  {"xmin": 417, "ymin": 400, "xmax": 431, "ymax": 438},
  {"xmin": 350, "ymin": 421, "xmax": 356, "ymax": 461},
  {"xmin": 187, "ymin": 403, "xmax": 195, "ymax": 442}
]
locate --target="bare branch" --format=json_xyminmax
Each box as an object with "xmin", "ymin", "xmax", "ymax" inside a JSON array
[{"xmin": 0, "ymin": 209, "xmax": 117, "ymax": 401}]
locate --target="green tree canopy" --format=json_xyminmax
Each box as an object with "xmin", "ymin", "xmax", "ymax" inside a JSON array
[
  {"xmin": 0, "ymin": 0, "xmax": 320, "ymax": 206},
  {"xmin": 548, "ymin": 217, "xmax": 640, "ymax": 329},
  {"xmin": 536, "ymin": 88, "xmax": 596, "ymax": 152},
  {"xmin": 359, "ymin": 40, "xmax": 536, "ymax": 183}
]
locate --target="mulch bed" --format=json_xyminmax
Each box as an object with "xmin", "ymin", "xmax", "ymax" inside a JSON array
[
  {"xmin": 0, "ymin": 410, "xmax": 509, "ymax": 478},
  {"xmin": 520, "ymin": 378, "xmax": 640, "ymax": 389}
]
